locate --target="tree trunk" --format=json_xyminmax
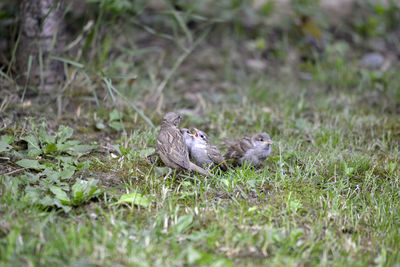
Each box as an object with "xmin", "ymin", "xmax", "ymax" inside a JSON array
[{"xmin": 16, "ymin": 0, "xmax": 66, "ymax": 93}]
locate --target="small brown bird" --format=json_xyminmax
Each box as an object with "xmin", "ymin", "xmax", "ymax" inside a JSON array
[
  {"xmin": 190, "ymin": 128, "xmax": 228, "ymax": 171},
  {"xmin": 156, "ymin": 112, "xmax": 210, "ymax": 177},
  {"xmin": 224, "ymin": 133, "xmax": 273, "ymax": 167}
]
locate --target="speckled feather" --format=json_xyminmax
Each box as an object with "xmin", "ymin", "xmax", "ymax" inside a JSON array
[
  {"xmin": 156, "ymin": 112, "xmax": 209, "ymax": 176},
  {"xmin": 224, "ymin": 133, "xmax": 272, "ymax": 167}
]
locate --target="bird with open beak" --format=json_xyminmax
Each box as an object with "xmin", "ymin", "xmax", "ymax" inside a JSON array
[
  {"xmin": 156, "ymin": 112, "xmax": 211, "ymax": 178},
  {"xmin": 190, "ymin": 128, "xmax": 228, "ymax": 171}
]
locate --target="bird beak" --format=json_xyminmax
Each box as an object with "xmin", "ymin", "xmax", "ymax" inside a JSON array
[
  {"xmin": 193, "ymin": 128, "xmax": 199, "ymax": 137},
  {"xmin": 263, "ymin": 140, "xmax": 273, "ymax": 145}
]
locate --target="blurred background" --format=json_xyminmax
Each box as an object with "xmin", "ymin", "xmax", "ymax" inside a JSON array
[{"xmin": 0, "ymin": 0, "xmax": 399, "ymax": 124}]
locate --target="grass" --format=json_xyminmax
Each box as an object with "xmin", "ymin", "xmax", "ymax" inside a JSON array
[{"xmin": 1, "ymin": 2, "xmax": 400, "ymax": 266}]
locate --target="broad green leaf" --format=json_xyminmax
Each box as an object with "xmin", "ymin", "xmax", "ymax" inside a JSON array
[
  {"xmin": 57, "ymin": 126, "xmax": 74, "ymax": 143},
  {"xmin": 1, "ymin": 135, "xmax": 14, "ymax": 144},
  {"xmin": 53, "ymin": 199, "xmax": 72, "ymax": 213},
  {"xmin": 64, "ymin": 140, "xmax": 80, "ymax": 146},
  {"xmin": 109, "ymin": 121, "xmax": 123, "ymax": 131},
  {"xmin": 39, "ymin": 122, "xmax": 56, "ymax": 144},
  {"xmin": 60, "ymin": 165, "xmax": 76, "ymax": 179},
  {"xmin": 23, "ymin": 135, "xmax": 42, "ymax": 157},
  {"xmin": 0, "ymin": 140, "xmax": 12, "ymax": 152},
  {"xmin": 139, "ymin": 148, "xmax": 155, "ymax": 157},
  {"xmin": 39, "ymin": 195, "xmax": 56, "ymax": 207},
  {"xmin": 76, "ymin": 160, "xmax": 91, "ymax": 170},
  {"xmin": 20, "ymin": 172, "xmax": 40, "ymax": 183},
  {"xmin": 117, "ymin": 192, "xmax": 150, "ymax": 207},
  {"xmin": 109, "ymin": 109, "xmax": 123, "ymax": 121},
  {"xmin": 71, "ymin": 178, "xmax": 100, "ymax": 205},
  {"xmin": 66, "ymin": 145, "xmax": 96, "ymax": 156},
  {"xmin": 16, "ymin": 159, "xmax": 45, "ymax": 170},
  {"xmin": 58, "ymin": 156, "xmax": 74, "ymax": 164},
  {"xmin": 42, "ymin": 168, "xmax": 61, "ymax": 182},
  {"xmin": 45, "ymin": 143, "xmax": 57, "ymax": 154},
  {"xmin": 0, "ymin": 135, "xmax": 14, "ymax": 152},
  {"xmin": 50, "ymin": 186, "xmax": 71, "ymax": 205}
]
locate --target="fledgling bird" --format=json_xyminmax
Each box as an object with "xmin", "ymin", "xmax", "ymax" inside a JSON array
[
  {"xmin": 180, "ymin": 128, "xmax": 195, "ymax": 151},
  {"xmin": 190, "ymin": 128, "xmax": 228, "ymax": 171},
  {"xmin": 224, "ymin": 133, "xmax": 273, "ymax": 167},
  {"xmin": 156, "ymin": 112, "xmax": 210, "ymax": 177}
]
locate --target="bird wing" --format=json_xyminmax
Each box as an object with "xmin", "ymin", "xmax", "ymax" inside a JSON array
[
  {"xmin": 207, "ymin": 144, "xmax": 228, "ymax": 171},
  {"xmin": 224, "ymin": 136, "xmax": 252, "ymax": 159},
  {"xmin": 157, "ymin": 127, "xmax": 190, "ymax": 170}
]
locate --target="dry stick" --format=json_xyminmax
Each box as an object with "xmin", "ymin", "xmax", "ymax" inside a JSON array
[
  {"xmin": 3, "ymin": 168, "xmax": 25, "ymax": 176},
  {"xmin": 155, "ymin": 28, "xmax": 211, "ymax": 95}
]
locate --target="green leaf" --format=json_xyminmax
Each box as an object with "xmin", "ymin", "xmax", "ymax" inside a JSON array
[
  {"xmin": 1, "ymin": 135, "xmax": 14, "ymax": 144},
  {"xmin": 60, "ymin": 165, "xmax": 76, "ymax": 180},
  {"xmin": 39, "ymin": 195, "xmax": 56, "ymax": 207},
  {"xmin": 109, "ymin": 121, "xmax": 123, "ymax": 131},
  {"xmin": 57, "ymin": 126, "xmax": 74, "ymax": 143},
  {"xmin": 16, "ymin": 159, "xmax": 45, "ymax": 170},
  {"xmin": 45, "ymin": 143, "xmax": 58, "ymax": 154},
  {"xmin": 139, "ymin": 148, "xmax": 155, "ymax": 157},
  {"xmin": 76, "ymin": 160, "xmax": 91, "ymax": 170},
  {"xmin": 39, "ymin": 122, "xmax": 56, "ymax": 144},
  {"xmin": 42, "ymin": 168, "xmax": 61, "ymax": 182},
  {"xmin": 0, "ymin": 135, "xmax": 14, "ymax": 152},
  {"xmin": 71, "ymin": 178, "xmax": 100, "ymax": 205},
  {"xmin": 53, "ymin": 199, "xmax": 72, "ymax": 213},
  {"xmin": 117, "ymin": 192, "xmax": 150, "ymax": 207},
  {"xmin": 50, "ymin": 186, "xmax": 71, "ymax": 205},
  {"xmin": 67, "ymin": 145, "xmax": 95, "ymax": 156},
  {"xmin": 109, "ymin": 109, "xmax": 123, "ymax": 121},
  {"xmin": 23, "ymin": 135, "xmax": 42, "ymax": 157},
  {"xmin": 58, "ymin": 156, "xmax": 74, "ymax": 164},
  {"xmin": 0, "ymin": 140, "xmax": 12, "ymax": 152}
]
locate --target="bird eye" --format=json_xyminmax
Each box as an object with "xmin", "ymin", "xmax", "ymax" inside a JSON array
[
  {"xmin": 260, "ymin": 138, "xmax": 264, "ymax": 141},
  {"xmin": 201, "ymin": 135, "xmax": 204, "ymax": 138}
]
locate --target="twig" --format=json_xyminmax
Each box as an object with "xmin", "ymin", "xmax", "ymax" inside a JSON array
[{"xmin": 3, "ymin": 168, "xmax": 25, "ymax": 176}]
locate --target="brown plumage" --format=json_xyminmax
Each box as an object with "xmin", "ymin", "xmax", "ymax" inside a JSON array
[
  {"xmin": 156, "ymin": 112, "xmax": 210, "ymax": 177},
  {"xmin": 224, "ymin": 133, "xmax": 272, "ymax": 167}
]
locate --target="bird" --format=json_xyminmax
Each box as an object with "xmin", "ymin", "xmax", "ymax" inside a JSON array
[
  {"xmin": 180, "ymin": 128, "xmax": 195, "ymax": 151},
  {"xmin": 148, "ymin": 128, "xmax": 194, "ymax": 166},
  {"xmin": 156, "ymin": 112, "xmax": 210, "ymax": 177},
  {"xmin": 190, "ymin": 128, "xmax": 228, "ymax": 171},
  {"xmin": 224, "ymin": 133, "xmax": 273, "ymax": 167}
]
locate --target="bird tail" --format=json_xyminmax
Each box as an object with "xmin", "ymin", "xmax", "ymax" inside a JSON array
[{"xmin": 189, "ymin": 162, "xmax": 214, "ymax": 178}]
